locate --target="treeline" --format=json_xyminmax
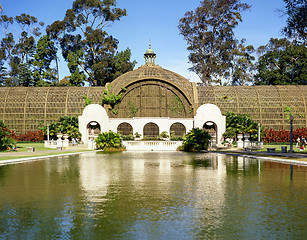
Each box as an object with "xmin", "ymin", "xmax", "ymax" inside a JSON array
[
  {"xmin": 178, "ymin": 0, "xmax": 306, "ymax": 86},
  {"xmin": 0, "ymin": 0, "xmax": 306, "ymax": 87},
  {"xmin": 0, "ymin": 0, "xmax": 136, "ymax": 87}
]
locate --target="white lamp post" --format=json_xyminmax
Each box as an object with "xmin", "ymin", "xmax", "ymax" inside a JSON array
[
  {"xmin": 47, "ymin": 123, "xmax": 50, "ymax": 142},
  {"xmin": 258, "ymin": 123, "xmax": 261, "ymax": 142}
]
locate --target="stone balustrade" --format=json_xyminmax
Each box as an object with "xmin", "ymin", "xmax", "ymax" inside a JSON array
[{"xmin": 123, "ymin": 141, "xmax": 182, "ymax": 151}]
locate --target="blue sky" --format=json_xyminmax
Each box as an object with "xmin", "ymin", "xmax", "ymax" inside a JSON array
[{"xmin": 0, "ymin": 0, "xmax": 287, "ymax": 83}]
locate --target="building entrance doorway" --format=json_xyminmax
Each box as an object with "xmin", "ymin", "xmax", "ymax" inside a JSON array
[{"xmin": 203, "ymin": 121, "xmax": 217, "ymax": 145}]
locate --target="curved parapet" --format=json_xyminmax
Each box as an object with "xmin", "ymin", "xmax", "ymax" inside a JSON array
[
  {"xmin": 194, "ymin": 104, "xmax": 226, "ymax": 144},
  {"xmin": 79, "ymin": 104, "xmax": 109, "ymax": 144}
]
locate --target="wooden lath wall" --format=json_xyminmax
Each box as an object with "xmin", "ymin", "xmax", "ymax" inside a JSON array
[
  {"xmin": 110, "ymin": 81, "xmax": 194, "ymax": 119},
  {"xmin": 0, "ymin": 87, "xmax": 105, "ymax": 134},
  {"xmin": 1, "ymin": 85, "xmax": 307, "ymax": 134},
  {"xmin": 198, "ymin": 85, "xmax": 307, "ymax": 130}
]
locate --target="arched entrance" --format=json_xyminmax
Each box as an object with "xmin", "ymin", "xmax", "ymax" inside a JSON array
[
  {"xmin": 203, "ymin": 121, "xmax": 217, "ymax": 144},
  {"xmin": 117, "ymin": 122, "xmax": 133, "ymax": 136},
  {"xmin": 143, "ymin": 122, "xmax": 159, "ymax": 138},
  {"xmin": 170, "ymin": 122, "xmax": 186, "ymax": 137},
  {"xmin": 87, "ymin": 121, "xmax": 101, "ymax": 136}
]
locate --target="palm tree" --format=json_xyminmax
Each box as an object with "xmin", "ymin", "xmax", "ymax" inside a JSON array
[{"xmin": 0, "ymin": 4, "xmax": 3, "ymax": 13}]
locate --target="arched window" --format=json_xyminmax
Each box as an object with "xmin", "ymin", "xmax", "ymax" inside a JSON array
[
  {"xmin": 117, "ymin": 122, "xmax": 133, "ymax": 136},
  {"xmin": 143, "ymin": 122, "xmax": 159, "ymax": 138},
  {"xmin": 170, "ymin": 122, "xmax": 186, "ymax": 137}
]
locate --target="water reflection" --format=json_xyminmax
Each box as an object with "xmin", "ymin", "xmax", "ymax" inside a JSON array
[{"xmin": 0, "ymin": 152, "xmax": 307, "ymax": 239}]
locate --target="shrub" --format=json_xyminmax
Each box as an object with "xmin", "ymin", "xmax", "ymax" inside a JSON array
[
  {"xmin": 95, "ymin": 131, "xmax": 125, "ymax": 151},
  {"xmin": 41, "ymin": 116, "xmax": 81, "ymax": 140},
  {"xmin": 170, "ymin": 136, "xmax": 184, "ymax": 141},
  {"xmin": 262, "ymin": 127, "xmax": 307, "ymax": 143},
  {"xmin": 134, "ymin": 132, "xmax": 141, "ymax": 138},
  {"xmin": 160, "ymin": 131, "xmax": 169, "ymax": 139},
  {"xmin": 180, "ymin": 128, "xmax": 211, "ymax": 152},
  {"xmin": 0, "ymin": 121, "xmax": 15, "ymax": 151},
  {"xmin": 223, "ymin": 112, "xmax": 262, "ymax": 140},
  {"xmin": 121, "ymin": 134, "xmax": 134, "ymax": 141},
  {"xmin": 11, "ymin": 130, "xmax": 44, "ymax": 142}
]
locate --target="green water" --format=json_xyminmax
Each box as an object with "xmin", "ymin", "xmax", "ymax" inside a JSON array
[{"xmin": 0, "ymin": 152, "xmax": 307, "ymax": 239}]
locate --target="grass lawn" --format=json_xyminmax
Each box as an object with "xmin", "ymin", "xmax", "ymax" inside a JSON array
[
  {"xmin": 0, "ymin": 150, "xmax": 92, "ymax": 161},
  {"xmin": 256, "ymin": 144, "xmax": 305, "ymax": 153},
  {"xmin": 0, "ymin": 142, "xmax": 92, "ymax": 161},
  {"xmin": 15, "ymin": 142, "xmax": 56, "ymax": 152}
]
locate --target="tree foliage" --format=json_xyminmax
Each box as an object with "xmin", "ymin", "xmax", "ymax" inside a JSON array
[
  {"xmin": 283, "ymin": 0, "xmax": 307, "ymax": 42},
  {"xmin": 46, "ymin": 0, "xmax": 135, "ymax": 86},
  {"xmin": 95, "ymin": 131, "xmax": 124, "ymax": 151},
  {"xmin": 223, "ymin": 112, "xmax": 261, "ymax": 140},
  {"xmin": 42, "ymin": 116, "xmax": 81, "ymax": 140},
  {"xmin": 101, "ymin": 85, "xmax": 125, "ymax": 108},
  {"xmin": 181, "ymin": 128, "xmax": 211, "ymax": 152},
  {"xmin": 0, "ymin": 13, "xmax": 60, "ymax": 86},
  {"xmin": 254, "ymin": 38, "xmax": 307, "ymax": 85},
  {"xmin": 83, "ymin": 94, "xmax": 94, "ymax": 106},
  {"xmin": 33, "ymin": 35, "xmax": 58, "ymax": 85},
  {"xmin": 231, "ymin": 39, "xmax": 255, "ymax": 85},
  {"xmin": 0, "ymin": 120, "xmax": 15, "ymax": 151},
  {"xmin": 1, "ymin": 14, "xmax": 44, "ymax": 85},
  {"xmin": 178, "ymin": 0, "xmax": 251, "ymax": 85}
]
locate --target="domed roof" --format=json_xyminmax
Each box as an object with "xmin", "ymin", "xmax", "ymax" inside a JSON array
[
  {"xmin": 144, "ymin": 43, "xmax": 156, "ymax": 55},
  {"xmin": 196, "ymin": 103, "xmax": 222, "ymax": 116},
  {"xmin": 109, "ymin": 64, "xmax": 194, "ymax": 104},
  {"xmin": 145, "ymin": 47, "xmax": 155, "ymax": 54}
]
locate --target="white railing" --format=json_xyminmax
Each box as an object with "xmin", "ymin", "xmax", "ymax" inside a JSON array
[
  {"xmin": 44, "ymin": 140, "xmax": 80, "ymax": 149},
  {"xmin": 123, "ymin": 141, "xmax": 183, "ymax": 151}
]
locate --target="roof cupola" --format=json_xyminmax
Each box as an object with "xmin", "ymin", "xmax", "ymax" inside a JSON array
[{"xmin": 144, "ymin": 43, "xmax": 156, "ymax": 66}]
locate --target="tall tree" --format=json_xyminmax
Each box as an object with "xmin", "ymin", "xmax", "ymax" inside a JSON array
[
  {"xmin": 32, "ymin": 35, "xmax": 58, "ymax": 86},
  {"xmin": 283, "ymin": 0, "xmax": 307, "ymax": 42},
  {"xmin": 93, "ymin": 48, "xmax": 136, "ymax": 84},
  {"xmin": 0, "ymin": 13, "xmax": 44, "ymax": 86},
  {"xmin": 231, "ymin": 39, "xmax": 255, "ymax": 86},
  {"xmin": 178, "ymin": 0, "xmax": 250, "ymax": 85},
  {"xmin": 67, "ymin": 50, "xmax": 86, "ymax": 86},
  {"xmin": 47, "ymin": 0, "xmax": 135, "ymax": 86},
  {"xmin": 0, "ymin": 48, "xmax": 6, "ymax": 86},
  {"xmin": 254, "ymin": 38, "xmax": 307, "ymax": 85}
]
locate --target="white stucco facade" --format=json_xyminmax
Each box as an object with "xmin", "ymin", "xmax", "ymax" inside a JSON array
[
  {"xmin": 79, "ymin": 104, "xmax": 110, "ymax": 143},
  {"xmin": 194, "ymin": 104, "xmax": 226, "ymax": 144},
  {"xmin": 79, "ymin": 103, "xmax": 226, "ymax": 145}
]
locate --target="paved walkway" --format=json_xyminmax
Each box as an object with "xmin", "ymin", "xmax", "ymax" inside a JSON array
[{"xmin": 213, "ymin": 148, "xmax": 307, "ymax": 159}]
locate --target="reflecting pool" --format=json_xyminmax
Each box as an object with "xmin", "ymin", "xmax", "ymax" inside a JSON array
[{"xmin": 1, "ymin": 152, "xmax": 307, "ymax": 239}]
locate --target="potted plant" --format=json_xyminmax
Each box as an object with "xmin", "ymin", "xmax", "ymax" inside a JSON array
[
  {"xmin": 160, "ymin": 131, "xmax": 169, "ymax": 141},
  {"xmin": 134, "ymin": 132, "xmax": 141, "ymax": 140}
]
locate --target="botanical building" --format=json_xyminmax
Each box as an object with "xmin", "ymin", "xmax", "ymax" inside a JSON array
[{"xmin": 0, "ymin": 46, "xmax": 307, "ymax": 139}]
